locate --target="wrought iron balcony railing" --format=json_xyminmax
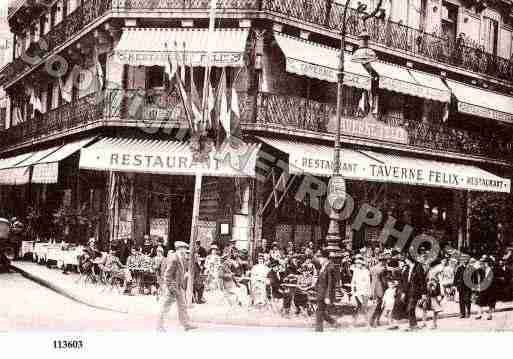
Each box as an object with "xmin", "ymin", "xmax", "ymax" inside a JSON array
[
  {"xmin": 1, "ymin": 89, "xmax": 512, "ymax": 162},
  {"xmin": 249, "ymin": 92, "xmax": 513, "ymax": 161},
  {"xmin": 2, "ymin": 0, "xmax": 513, "ymax": 87},
  {"xmin": 0, "ymin": 92, "xmax": 104, "ymax": 149}
]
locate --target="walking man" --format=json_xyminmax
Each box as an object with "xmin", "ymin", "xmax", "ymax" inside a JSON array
[
  {"xmin": 369, "ymin": 254, "xmax": 389, "ymax": 327},
  {"xmin": 454, "ymin": 256, "xmax": 472, "ymax": 318},
  {"xmin": 401, "ymin": 254, "xmax": 427, "ymax": 331},
  {"xmin": 315, "ymin": 249, "xmax": 340, "ymax": 332},
  {"xmin": 157, "ymin": 241, "xmax": 197, "ymax": 332}
]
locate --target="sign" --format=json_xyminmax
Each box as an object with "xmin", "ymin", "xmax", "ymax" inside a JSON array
[
  {"xmin": 114, "ymin": 50, "xmax": 245, "ymax": 68},
  {"xmin": 286, "ymin": 144, "xmax": 510, "ymax": 193},
  {"xmin": 150, "ymin": 218, "xmax": 169, "ymax": 243},
  {"xmin": 118, "ymin": 220, "xmax": 132, "ymax": 239},
  {"xmin": 327, "ymin": 116, "xmax": 409, "ymax": 144},
  {"xmin": 79, "ymin": 139, "xmax": 262, "ymax": 178},
  {"xmin": 327, "ymin": 175, "xmax": 347, "ymax": 211},
  {"xmin": 286, "ymin": 59, "xmax": 371, "ymax": 90}
]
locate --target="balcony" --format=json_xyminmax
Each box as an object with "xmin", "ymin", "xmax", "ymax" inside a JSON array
[
  {"xmin": 248, "ymin": 92, "xmax": 513, "ymax": 162},
  {"xmin": 2, "ymin": 0, "xmax": 513, "ymax": 87},
  {"xmin": 3, "ymin": 89, "xmax": 511, "ymax": 164}
]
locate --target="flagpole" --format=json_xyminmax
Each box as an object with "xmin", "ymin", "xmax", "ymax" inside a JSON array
[{"xmin": 186, "ymin": 0, "xmax": 217, "ymax": 306}]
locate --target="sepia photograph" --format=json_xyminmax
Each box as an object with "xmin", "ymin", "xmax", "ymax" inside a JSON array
[{"xmin": 1, "ymin": 0, "xmax": 513, "ymax": 351}]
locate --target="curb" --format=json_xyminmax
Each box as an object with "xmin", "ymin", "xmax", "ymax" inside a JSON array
[{"xmin": 10, "ymin": 264, "xmax": 129, "ymax": 314}]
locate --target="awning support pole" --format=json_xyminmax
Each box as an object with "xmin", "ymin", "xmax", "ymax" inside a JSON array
[{"xmin": 186, "ymin": 173, "xmax": 202, "ymax": 306}]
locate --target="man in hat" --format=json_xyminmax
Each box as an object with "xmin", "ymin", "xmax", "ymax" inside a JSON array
[
  {"xmin": 223, "ymin": 238, "xmax": 237, "ymax": 259},
  {"xmin": 401, "ymin": 254, "xmax": 427, "ymax": 330},
  {"xmin": 369, "ymin": 254, "xmax": 390, "ymax": 327},
  {"xmin": 315, "ymin": 249, "xmax": 340, "ymax": 332},
  {"xmin": 157, "ymin": 241, "xmax": 196, "ymax": 331},
  {"xmin": 454, "ymin": 255, "xmax": 472, "ymax": 318},
  {"xmin": 196, "ymin": 240, "xmax": 207, "ymax": 260}
]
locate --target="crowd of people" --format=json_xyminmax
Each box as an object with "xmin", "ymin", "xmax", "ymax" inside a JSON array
[{"xmin": 66, "ymin": 232, "xmax": 513, "ymax": 331}]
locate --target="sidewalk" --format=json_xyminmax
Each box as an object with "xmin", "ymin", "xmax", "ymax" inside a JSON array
[{"xmin": 11, "ymin": 261, "xmax": 513, "ymax": 329}]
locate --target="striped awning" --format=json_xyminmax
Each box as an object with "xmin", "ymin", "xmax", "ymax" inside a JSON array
[
  {"xmin": 113, "ymin": 28, "xmax": 249, "ymax": 67},
  {"xmin": 370, "ymin": 62, "xmax": 451, "ymax": 102},
  {"xmin": 31, "ymin": 137, "xmax": 97, "ymax": 184},
  {"xmin": 273, "ymin": 32, "xmax": 371, "ymax": 90},
  {"xmin": 445, "ymin": 79, "xmax": 513, "ymax": 124},
  {"xmin": 258, "ymin": 137, "xmax": 510, "ymax": 193},
  {"xmin": 79, "ymin": 137, "xmax": 262, "ymax": 178},
  {"xmin": 0, "ymin": 147, "xmax": 60, "ymax": 185},
  {"xmin": 0, "ymin": 137, "xmax": 96, "ymax": 185}
]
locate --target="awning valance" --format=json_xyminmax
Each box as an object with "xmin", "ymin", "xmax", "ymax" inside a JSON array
[
  {"xmin": 79, "ymin": 137, "xmax": 262, "ymax": 178},
  {"xmin": 445, "ymin": 79, "xmax": 513, "ymax": 124},
  {"xmin": 258, "ymin": 137, "xmax": 510, "ymax": 193},
  {"xmin": 273, "ymin": 33, "xmax": 372, "ymax": 90},
  {"xmin": 113, "ymin": 28, "xmax": 249, "ymax": 67},
  {"xmin": 370, "ymin": 62, "xmax": 451, "ymax": 103},
  {"xmin": 32, "ymin": 137, "xmax": 97, "ymax": 184}
]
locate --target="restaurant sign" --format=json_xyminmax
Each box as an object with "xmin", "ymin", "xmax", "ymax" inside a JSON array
[
  {"xmin": 327, "ymin": 116, "xmax": 409, "ymax": 144},
  {"xmin": 79, "ymin": 139, "xmax": 262, "ymax": 178},
  {"xmin": 286, "ymin": 146, "xmax": 510, "ymax": 193}
]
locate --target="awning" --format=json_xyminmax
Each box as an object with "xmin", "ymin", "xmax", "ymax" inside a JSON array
[
  {"xmin": 32, "ymin": 137, "xmax": 97, "ymax": 184},
  {"xmin": 0, "ymin": 152, "xmax": 34, "ymax": 185},
  {"xmin": 370, "ymin": 61, "xmax": 451, "ymax": 102},
  {"xmin": 257, "ymin": 137, "xmax": 378, "ymax": 180},
  {"xmin": 258, "ymin": 137, "xmax": 510, "ymax": 193},
  {"xmin": 113, "ymin": 28, "xmax": 249, "ymax": 67},
  {"xmin": 0, "ymin": 137, "xmax": 96, "ymax": 185},
  {"xmin": 274, "ymin": 33, "xmax": 371, "ymax": 90},
  {"xmin": 445, "ymin": 79, "xmax": 513, "ymax": 124},
  {"xmin": 79, "ymin": 137, "xmax": 262, "ymax": 178},
  {"xmin": 0, "ymin": 147, "xmax": 60, "ymax": 185}
]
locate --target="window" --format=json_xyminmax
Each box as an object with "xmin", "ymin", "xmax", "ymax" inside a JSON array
[
  {"xmin": 441, "ymin": 1, "xmax": 458, "ymax": 41},
  {"xmin": 147, "ymin": 66, "xmax": 165, "ymax": 89},
  {"xmin": 483, "ymin": 17, "xmax": 499, "ymax": 55}
]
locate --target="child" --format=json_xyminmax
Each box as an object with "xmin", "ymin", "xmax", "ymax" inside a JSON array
[
  {"xmin": 421, "ymin": 277, "xmax": 443, "ymax": 329},
  {"xmin": 382, "ymin": 280, "xmax": 399, "ymax": 327}
]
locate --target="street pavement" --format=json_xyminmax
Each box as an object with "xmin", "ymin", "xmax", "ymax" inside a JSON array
[{"xmin": 2, "ymin": 261, "xmax": 513, "ymax": 332}]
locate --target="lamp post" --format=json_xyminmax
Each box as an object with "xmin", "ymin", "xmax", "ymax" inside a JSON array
[{"xmin": 325, "ymin": 0, "xmax": 383, "ymax": 264}]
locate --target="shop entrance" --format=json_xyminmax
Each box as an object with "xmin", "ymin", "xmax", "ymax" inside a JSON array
[{"xmin": 144, "ymin": 174, "xmax": 194, "ymax": 251}]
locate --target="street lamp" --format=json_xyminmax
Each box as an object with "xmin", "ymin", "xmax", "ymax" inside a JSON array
[{"xmin": 325, "ymin": 0, "xmax": 383, "ymax": 265}]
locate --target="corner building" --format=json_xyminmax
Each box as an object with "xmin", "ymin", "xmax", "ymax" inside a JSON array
[{"xmin": 1, "ymin": 0, "xmax": 513, "ymax": 257}]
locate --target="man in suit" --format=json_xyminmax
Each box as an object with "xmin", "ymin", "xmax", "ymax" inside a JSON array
[
  {"xmin": 454, "ymin": 256, "xmax": 472, "ymax": 318},
  {"xmin": 369, "ymin": 254, "xmax": 389, "ymax": 327},
  {"xmin": 402, "ymin": 254, "xmax": 427, "ymax": 330},
  {"xmin": 157, "ymin": 241, "xmax": 196, "ymax": 331},
  {"xmin": 315, "ymin": 249, "xmax": 340, "ymax": 332}
]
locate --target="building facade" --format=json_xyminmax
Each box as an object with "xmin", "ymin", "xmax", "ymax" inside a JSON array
[{"xmin": 0, "ymin": 0, "xmax": 513, "ymax": 256}]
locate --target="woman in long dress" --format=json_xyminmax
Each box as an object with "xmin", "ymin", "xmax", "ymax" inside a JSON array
[{"xmin": 250, "ymin": 255, "xmax": 270, "ymax": 306}]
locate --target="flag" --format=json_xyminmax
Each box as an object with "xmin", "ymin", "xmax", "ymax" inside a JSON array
[
  {"xmin": 170, "ymin": 55, "xmax": 194, "ymax": 131},
  {"xmin": 206, "ymin": 80, "xmax": 215, "ymax": 129},
  {"xmin": 230, "ymin": 68, "xmax": 243, "ymax": 137},
  {"xmin": 217, "ymin": 67, "xmax": 230, "ymax": 136},
  {"xmin": 29, "ymin": 87, "xmax": 42, "ymax": 116},
  {"xmin": 190, "ymin": 68, "xmax": 202, "ymax": 129},
  {"xmin": 358, "ymin": 90, "xmax": 369, "ymax": 115},
  {"xmin": 58, "ymin": 65, "xmax": 77, "ymax": 103},
  {"xmin": 13, "ymin": 106, "xmax": 23, "ymax": 125},
  {"xmin": 231, "ymin": 85, "xmax": 240, "ymax": 136},
  {"xmin": 96, "ymin": 58, "xmax": 104, "ymax": 90}
]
